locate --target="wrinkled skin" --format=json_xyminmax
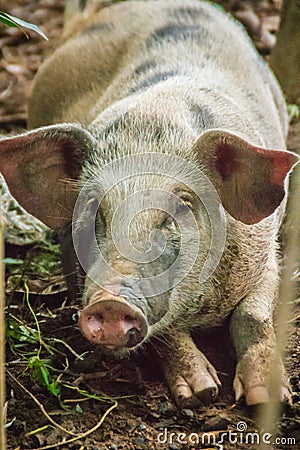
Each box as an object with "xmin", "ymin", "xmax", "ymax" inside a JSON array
[{"xmin": 0, "ymin": 0, "xmax": 298, "ymax": 408}]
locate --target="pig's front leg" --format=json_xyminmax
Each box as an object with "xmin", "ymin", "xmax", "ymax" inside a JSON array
[
  {"xmin": 230, "ymin": 267, "xmax": 291, "ymax": 406},
  {"xmin": 157, "ymin": 331, "xmax": 221, "ymax": 408}
]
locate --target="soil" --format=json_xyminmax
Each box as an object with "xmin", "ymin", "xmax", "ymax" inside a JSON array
[{"xmin": 1, "ymin": 1, "xmax": 299, "ymax": 449}]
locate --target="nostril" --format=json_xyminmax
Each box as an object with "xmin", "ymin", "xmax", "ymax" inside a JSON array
[
  {"xmin": 84, "ymin": 314, "xmax": 104, "ymax": 342},
  {"xmin": 124, "ymin": 314, "xmax": 134, "ymax": 322},
  {"xmin": 126, "ymin": 327, "xmax": 143, "ymax": 347}
]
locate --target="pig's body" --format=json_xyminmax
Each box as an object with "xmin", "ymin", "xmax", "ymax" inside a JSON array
[
  {"xmin": 1, "ymin": 0, "xmax": 298, "ymax": 408},
  {"xmin": 29, "ymin": 0, "xmax": 286, "ymax": 325}
]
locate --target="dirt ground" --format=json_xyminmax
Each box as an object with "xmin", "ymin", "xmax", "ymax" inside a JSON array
[{"xmin": 1, "ymin": 1, "xmax": 300, "ymax": 449}]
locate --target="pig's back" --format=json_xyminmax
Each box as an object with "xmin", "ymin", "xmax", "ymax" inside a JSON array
[{"xmin": 29, "ymin": 0, "xmax": 287, "ymax": 146}]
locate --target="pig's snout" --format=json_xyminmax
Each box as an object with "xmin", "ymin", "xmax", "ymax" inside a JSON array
[{"xmin": 79, "ymin": 297, "xmax": 148, "ymax": 349}]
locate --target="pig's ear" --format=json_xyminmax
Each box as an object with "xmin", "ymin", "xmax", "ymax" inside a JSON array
[
  {"xmin": 0, "ymin": 124, "xmax": 95, "ymax": 229},
  {"xmin": 195, "ymin": 129, "xmax": 299, "ymax": 224}
]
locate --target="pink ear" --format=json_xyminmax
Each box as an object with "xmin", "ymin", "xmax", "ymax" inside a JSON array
[
  {"xmin": 195, "ymin": 130, "xmax": 299, "ymax": 224},
  {"xmin": 0, "ymin": 124, "xmax": 94, "ymax": 229}
]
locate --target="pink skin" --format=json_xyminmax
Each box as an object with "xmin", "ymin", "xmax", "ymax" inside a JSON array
[{"xmin": 79, "ymin": 295, "xmax": 148, "ymax": 349}]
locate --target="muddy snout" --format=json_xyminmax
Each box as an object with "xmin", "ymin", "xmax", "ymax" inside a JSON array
[{"xmin": 79, "ymin": 296, "xmax": 148, "ymax": 349}]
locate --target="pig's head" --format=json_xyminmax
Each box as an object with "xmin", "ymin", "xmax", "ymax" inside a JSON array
[{"xmin": 0, "ymin": 123, "xmax": 298, "ymax": 355}]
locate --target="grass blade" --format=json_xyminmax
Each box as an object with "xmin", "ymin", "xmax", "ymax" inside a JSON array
[{"xmin": 0, "ymin": 12, "xmax": 48, "ymax": 40}]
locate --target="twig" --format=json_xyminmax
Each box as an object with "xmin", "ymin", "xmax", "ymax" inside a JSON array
[
  {"xmin": 30, "ymin": 401, "xmax": 117, "ymax": 450},
  {"xmin": 7, "ymin": 370, "xmax": 118, "ymax": 449},
  {"xmin": 7, "ymin": 370, "xmax": 78, "ymax": 437},
  {"xmin": 47, "ymin": 338, "xmax": 84, "ymax": 360}
]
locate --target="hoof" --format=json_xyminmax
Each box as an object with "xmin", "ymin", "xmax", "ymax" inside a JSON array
[{"xmin": 174, "ymin": 374, "xmax": 220, "ymax": 409}]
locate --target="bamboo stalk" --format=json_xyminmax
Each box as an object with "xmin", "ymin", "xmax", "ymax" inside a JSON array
[
  {"xmin": 258, "ymin": 163, "xmax": 299, "ymax": 446},
  {"xmin": 0, "ymin": 208, "xmax": 6, "ymax": 450}
]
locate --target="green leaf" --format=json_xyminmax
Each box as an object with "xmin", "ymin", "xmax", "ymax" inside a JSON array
[
  {"xmin": 28, "ymin": 356, "xmax": 60, "ymax": 397},
  {"xmin": 28, "ymin": 356, "xmax": 50, "ymax": 385},
  {"xmin": 0, "ymin": 12, "xmax": 48, "ymax": 40},
  {"xmin": 6, "ymin": 318, "xmax": 39, "ymax": 344},
  {"xmin": 49, "ymin": 381, "xmax": 60, "ymax": 397},
  {"xmin": 40, "ymin": 365, "xmax": 51, "ymax": 386},
  {"xmin": 75, "ymin": 404, "xmax": 83, "ymax": 413},
  {"xmin": 25, "ymin": 243, "xmax": 62, "ymax": 278}
]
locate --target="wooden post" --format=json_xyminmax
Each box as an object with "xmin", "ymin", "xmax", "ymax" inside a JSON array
[{"xmin": 270, "ymin": 0, "xmax": 300, "ymax": 104}]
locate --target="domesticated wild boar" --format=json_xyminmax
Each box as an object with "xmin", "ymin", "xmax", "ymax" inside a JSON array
[{"xmin": 0, "ymin": 0, "xmax": 298, "ymax": 408}]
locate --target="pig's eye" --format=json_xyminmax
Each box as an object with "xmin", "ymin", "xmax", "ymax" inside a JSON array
[
  {"xmin": 175, "ymin": 193, "xmax": 194, "ymax": 215},
  {"xmin": 174, "ymin": 204, "xmax": 187, "ymax": 217},
  {"xmin": 175, "ymin": 200, "xmax": 192, "ymax": 215},
  {"xmin": 161, "ymin": 193, "xmax": 194, "ymax": 229}
]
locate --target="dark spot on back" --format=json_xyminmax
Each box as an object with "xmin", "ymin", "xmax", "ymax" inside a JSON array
[
  {"xmin": 130, "ymin": 114, "xmax": 179, "ymax": 144},
  {"xmin": 133, "ymin": 60, "xmax": 157, "ymax": 77},
  {"xmin": 189, "ymin": 103, "xmax": 216, "ymax": 130},
  {"xmin": 168, "ymin": 6, "xmax": 210, "ymax": 21},
  {"xmin": 130, "ymin": 71, "xmax": 178, "ymax": 94},
  {"xmin": 100, "ymin": 112, "xmax": 181, "ymax": 146},
  {"xmin": 146, "ymin": 24, "xmax": 209, "ymax": 48},
  {"xmin": 149, "ymin": 119, "xmax": 172, "ymax": 142}
]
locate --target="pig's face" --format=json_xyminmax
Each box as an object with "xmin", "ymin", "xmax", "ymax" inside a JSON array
[
  {"xmin": 0, "ymin": 123, "xmax": 298, "ymax": 355},
  {"xmin": 73, "ymin": 157, "xmax": 220, "ymax": 355}
]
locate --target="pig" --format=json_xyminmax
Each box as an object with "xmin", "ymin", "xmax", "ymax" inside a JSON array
[{"xmin": 0, "ymin": 0, "xmax": 299, "ymax": 409}]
